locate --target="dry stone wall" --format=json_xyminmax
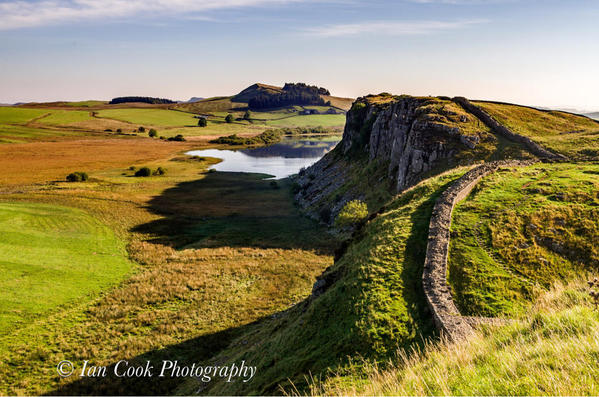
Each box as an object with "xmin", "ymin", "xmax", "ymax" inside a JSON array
[
  {"xmin": 453, "ymin": 97, "xmax": 567, "ymax": 161},
  {"xmin": 422, "ymin": 160, "xmax": 534, "ymax": 340}
]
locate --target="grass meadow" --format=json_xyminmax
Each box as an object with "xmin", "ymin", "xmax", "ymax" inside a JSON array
[
  {"xmin": 0, "ymin": 202, "xmax": 133, "ymax": 335},
  {"xmin": 449, "ymin": 162, "xmax": 599, "ymax": 317}
]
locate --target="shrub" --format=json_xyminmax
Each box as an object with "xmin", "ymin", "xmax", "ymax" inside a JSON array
[
  {"xmin": 153, "ymin": 167, "xmax": 166, "ymax": 176},
  {"xmin": 116, "ymin": 128, "xmax": 122, "ymax": 133},
  {"xmin": 269, "ymin": 180, "xmax": 279, "ymax": 189},
  {"xmin": 167, "ymin": 134, "xmax": 186, "ymax": 142},
  {"xmin": 66, "ymin": 172, "xmax": 89, "ymax": 182},
  {"xmin": 148, "ymin": 129, "xmax": 158, "ymax": 138},
  {"xmin": 225, "ymin": 114, "xmax": 234, "ymax": 123},
  {"xmin": 104, "ymin": 128, "xmax": 112, "ymax": 132},
  {"xmin": 134, "ymin": 167, "xmax": 152, "ymax": 177},
  {"xmin": 198, "ymin": 117, "xmax": 207, "ymax": 127},
  {"xmin": 243, "ymin": 110, "xmax": 251, "ymax": 120},
  {"xmin": 335, "ymin": 200, "xmax": 368, "ymax": 228},
  {"xmin": 128, "ymin": 166, "xmax": 136, "ymax": 171},
  {"xmin": 138, "ymin": 126, "xmax": 146, "ymax": 133}
]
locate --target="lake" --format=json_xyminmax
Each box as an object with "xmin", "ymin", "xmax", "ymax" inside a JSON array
[{"xmin": 186, "ymin": 136, "xmax": 340, "ymax": 179}]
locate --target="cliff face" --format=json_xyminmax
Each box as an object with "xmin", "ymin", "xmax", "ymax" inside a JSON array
[{"xmin": 295, "ymin": 94, "xmax": 500, "ymax": 221}]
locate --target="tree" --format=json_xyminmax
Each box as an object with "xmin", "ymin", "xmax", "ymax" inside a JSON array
[
  {"xmin": 243, "ymin": 110, "xmax": 252, "ymax": 120},
  {"xmin": 225, "ymin": 114, "xmax": 234, "ymax": 123},
  {"xmin": 134, "ymin": 167, "xmax": 152, "ymax": 177},
  {"xmin": 335, "ymin": 200, "xmax": 368, "ymax": 228},
  {"xmin": 66, "ymin": 171, "xmax": 89, "ymax": 182},
  {"xmin": 148, "ymin": 129, "xmax": 158, "ymax": 138},
  {"xmin": 138, "ymin": 126, "xmax": 146, "ymax": 133},
  {"xmin": 198, "ymin": 117, "xmax": 207, "ymax": 127}
]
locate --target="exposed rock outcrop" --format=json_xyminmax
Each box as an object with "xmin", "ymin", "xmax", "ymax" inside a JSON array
[{"xmin": 295, "ymin": 95, "xmax": 497, "ymax": 221}]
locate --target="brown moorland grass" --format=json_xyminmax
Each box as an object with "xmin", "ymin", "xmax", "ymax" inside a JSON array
[{"xmin": 0, "ymin": 138, "xmax": 199, "ymax": 185}]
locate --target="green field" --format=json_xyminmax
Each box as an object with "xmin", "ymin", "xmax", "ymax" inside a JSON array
[
  {"xmin": 0, "ymin": 202, "xmax": 133, "ymax": 334},
  {"xmin": 265, "ymin": 113, "xmax": 345, "ymax": 127},
  {"xmin": 37, "ymin": 110, "xmax": 93, "ymax": 125},
  {"xmin": 474, "ymin": 101, "xmax": 599, "ymax": 159},
  {"xmin": 0, "ymin": 107, "xmax": 49, "ymax": 124},
  {"xmin": 96, "ymin": 108, "xmax": 198, "ymax": 127},
  {"xmin": 448, "ymin": 162, "xmax": 599, "ymax": 317}
]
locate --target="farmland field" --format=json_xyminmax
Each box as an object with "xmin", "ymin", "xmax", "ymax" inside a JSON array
[
  {"xmin": 0, "ymin": 202, "xmax": 133, "ymax": 334},
  {"xmin": 37, "ymin": 110, "xmax": 94, "ymax": 125},
  {"xmin": 0, "ymin": 107, "xmax": 49, "ymax": 124},
  {"xmin": 96, "ymin": 108, "xmax": 198, "ymax": 127},
  {"xmin": 265, "ymin": 113, "xmax": 346, "ymax": 127}
]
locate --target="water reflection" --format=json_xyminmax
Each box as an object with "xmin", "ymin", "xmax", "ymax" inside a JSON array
[{"xmin": 186, "ymin": 137, "xmax": 339, "ymax": 179}]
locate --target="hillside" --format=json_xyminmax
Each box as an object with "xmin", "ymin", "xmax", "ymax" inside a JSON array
[
  {"xmin": 310, "ymin": 278, "xmax": 599, "ymax": 395},
  {"xmin": 177, "ymin": 92, "xmax": 599, "ymax": 395},
  {"xmin": 472, "ymin": 100, "xmax": 599, "ymax": 159},
  {"xmin": 174, "ymin": 82, "xmax": 354, "ymax": 114}
]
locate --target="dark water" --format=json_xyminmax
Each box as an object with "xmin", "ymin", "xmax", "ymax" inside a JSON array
[{"xmin": 186, "ymin": 137, "xmax": 340, "ymax": 179}]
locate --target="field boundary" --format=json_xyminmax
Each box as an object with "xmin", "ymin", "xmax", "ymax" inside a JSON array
[{"xmin": 422, "ymin": 160, "xmax": 534, "ymax": 340}]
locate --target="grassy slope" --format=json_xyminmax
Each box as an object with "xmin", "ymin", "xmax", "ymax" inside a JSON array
[
  {"xmin": 178, "ymin": 168, "xmax": 468, "ymax": 395},
  {"xmin": 449, "ymin": 162, "xmax": 599, "ymax": 317},
  {"xmin": 310, "ymin": 278, "xmax": 599, "ymax": 396},
  {"xmin": 0, "ymin": 202, "xmax": 133, "ymax": 333},
  {"xmin": 474, "ymin": 101, "xmax": 599, "ymax": 159}
]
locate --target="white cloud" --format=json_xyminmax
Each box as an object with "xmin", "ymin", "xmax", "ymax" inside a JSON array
[
  {"xmin": 0, "ymin": 0, "xmax": 303, "ymax": 30},
  {"xmin": 303, "ymin": 19, "xmax": 487, "ymax": 37}
]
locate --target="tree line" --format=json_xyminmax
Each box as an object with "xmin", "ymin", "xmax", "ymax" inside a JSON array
[
  {"xmin": 109, "ymin": 96, "xmax": 176, "ymax": 105},
  {"xmin": 248, "ymin": 83, "xmax": 330, "ymax": 109}
]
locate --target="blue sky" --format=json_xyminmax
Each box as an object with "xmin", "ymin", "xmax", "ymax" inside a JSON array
[{"xmin": 1, "ymin": 0, "xmax": 598, "ymax": 110}]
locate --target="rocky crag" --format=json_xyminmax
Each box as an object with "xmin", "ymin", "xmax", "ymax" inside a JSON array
[{"xmin": 295, "ymin": 94, "xmax": 516, "ymax": 221}]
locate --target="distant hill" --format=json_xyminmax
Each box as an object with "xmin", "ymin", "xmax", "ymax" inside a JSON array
[
  {"xmin": 186, "ymin": 97, "xmax": 204, "ymax": 103},
  {"xmin": 173, "ymin": 83, "xmax": 354, "ymax": 114},
  {"xmin": 242, "ymin": 82, "xmax": 330, "ymax": 110},
  {"xmin": 233, "ymin": 83, "xmax": 284, "ymax": 103},
  {"xmin": 585, "ymin": 112, "xmax": 599, "ymax": 120}
]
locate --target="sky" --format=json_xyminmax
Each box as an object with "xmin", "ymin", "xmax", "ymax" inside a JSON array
[{"xmin": 0, "ymin": 0, "xmax": 598, "ymax": 111}]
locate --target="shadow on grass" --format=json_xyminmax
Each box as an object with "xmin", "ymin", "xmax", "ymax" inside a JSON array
[
  {"xmin": 132, "ymin": 171, "xmax": 335, "ymax": 254},
  {"xmin": 50, "ymin": 175, "xmax": 456, "ymax": 396},
  {"xmin": 48, "ymin": 318, "xmax": 264, "ymax": 396}
]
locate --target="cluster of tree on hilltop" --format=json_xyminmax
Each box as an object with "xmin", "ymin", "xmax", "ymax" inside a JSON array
[
  {"xmin": 109, "ymin": 96, "xmax": 176, "ymax": 105},
  {"xmin": 248, "ymin": 83, "xmax": 330, "ymax": 109}
]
